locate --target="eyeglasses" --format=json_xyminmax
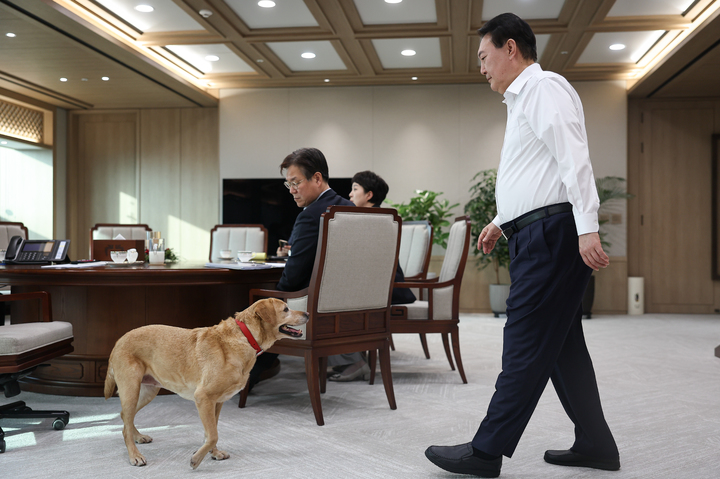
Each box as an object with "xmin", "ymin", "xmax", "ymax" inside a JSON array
[{"xmin": 284, "ymin": 179, "xmax": 305, "ymax": 190}]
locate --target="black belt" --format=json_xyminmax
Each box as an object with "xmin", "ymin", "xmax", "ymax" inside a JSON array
[{"xmin": 500, "ymin": 202, "xmax": 573, "ymax": 240}]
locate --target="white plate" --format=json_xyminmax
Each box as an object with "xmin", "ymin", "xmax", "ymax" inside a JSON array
[{"xmin": 104, "ymin": 261, "xmax": 145, "ymax": 267}]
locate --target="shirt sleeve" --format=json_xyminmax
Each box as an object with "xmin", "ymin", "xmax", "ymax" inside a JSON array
[{"xmin": 521, "ymin": 77, "xmax": 600, "ymax": 235}]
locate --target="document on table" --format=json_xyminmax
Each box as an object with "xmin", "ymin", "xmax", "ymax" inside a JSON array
[{"xmin": 204, "ymin": 262, "xmax": 285, "ymax": 270}]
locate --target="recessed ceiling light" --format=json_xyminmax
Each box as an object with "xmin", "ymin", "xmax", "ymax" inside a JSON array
[
  {"xmin": 258, "ymin": 0, "xmax": 276, "ymax": 7},
  {"xmin": 609, "ymin": 44, "xmax": 626, "ymax": 51},
  {"xmin": 60, "ymin": 77, "xmax": 68, "ymax": 82},
  {"xmin": 401, "ymin": 49, "xmax": 416, "ymax": 56},
  {"xmin": 301, "ymin": 52, "xmax": 316, "ymax": 59},
  {"xmin": 135, "ymin": 5, "xmax": 154, "ymax": 13},
  {"xmin": 81, "ymin": 78, "xmax": 88, "ymax": 81},
  {"xmin": 256, "ymin": 59, "xmax": 264, "ymax": 63},
  {"xmin": 411, "ymin": 77, "xmax": 418, "ymax": 80},
  {"xmin": 205, "ymin": 55, "xmax": 220, "ymax": 62},
  {"xmin": 101, "ymin": 76, "xmax": 110, "ymax": 81},
  {"xmin": 324, "ymin": 79, "xmax": 330, "ymax": 82},
  {"xmin": 6, "ymin": 32, "xmax": 16, "ymax": 38},
  {"xmin": 385, "ymin": 0, "xmax": 403, "ymax": 3}
]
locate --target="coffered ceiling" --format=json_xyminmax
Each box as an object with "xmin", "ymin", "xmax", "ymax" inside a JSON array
[{"xmin": 1, "ymin": 0, "xmax": 719, "ymax": 110}]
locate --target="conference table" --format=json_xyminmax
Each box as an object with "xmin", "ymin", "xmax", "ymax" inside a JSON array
[{"xmin": 0, "ymin": 261, "xmax": 284, "ymax": 396}]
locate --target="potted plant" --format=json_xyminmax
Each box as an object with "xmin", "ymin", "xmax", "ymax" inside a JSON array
[
  {"xmin": 388, "ymin": 190, "xmax": 459, "ymax": 249},
  {"xmin": 582, "ymin": 176, "xmax": 634, "ymax": 318},
  {"xmin": 464, "ymin": 169, "xmax": 511, "ymax": 317}
]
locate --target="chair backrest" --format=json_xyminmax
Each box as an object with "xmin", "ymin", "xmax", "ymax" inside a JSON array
[
  {"xmin": 91, "ymin": 223, "xmax": 151, "ymax": 241},
  {"xmin": 398, "ymin": 220, "xmax": 433, "ymax": 279},
  {"xmin": 304, "ymin": 206, "xmax": 401, "ymax": 340},
  {"xmin": 431, "ymin": 216, "xmax": 472, "ymax": 320},
  {"xmin": 0, "ymin": 221, "xmax": 28, "ymax": 249},
  {"xmin": 209, "ymin": 224, "xmax": 269, "ymax": 260}
]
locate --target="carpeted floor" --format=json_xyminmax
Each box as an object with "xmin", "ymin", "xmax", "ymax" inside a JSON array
[{"xmin": 2, "ymin": 313, "xmax": 719, "ymax": 478}]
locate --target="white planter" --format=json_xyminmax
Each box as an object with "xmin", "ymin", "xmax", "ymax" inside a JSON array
[{"xmin": 489, "ymin": 283, "xmax": 510, "ymax": 317}]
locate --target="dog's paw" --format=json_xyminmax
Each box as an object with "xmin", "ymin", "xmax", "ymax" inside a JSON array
[
  {"xmin": 210, "ymin": 447, "xmax": 230, "ymax": 461},
  {"xmin": 129, "ymin": 453, "xmax": 147, "ymax": 466},
  {"xmin": 134, "ymin": 434, "xmax": 153, "ymax": 444}
]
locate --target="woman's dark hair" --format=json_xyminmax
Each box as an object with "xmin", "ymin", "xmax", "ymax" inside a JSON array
[
  {"xmin": 280, "ymin": 147, "xmax": 329, "ymax": 182},
  {"xmin": 352, "ymin": 170, "xmax": 389, "ymax": 206},
  {"xmin": 478, "ymin": 13, "xmax": 537, "ymax": 62}
]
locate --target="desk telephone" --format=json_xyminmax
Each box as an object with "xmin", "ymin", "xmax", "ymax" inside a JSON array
[{"xmin": 4, "ymin": 236, "xmax": 70, "ymax": 264}]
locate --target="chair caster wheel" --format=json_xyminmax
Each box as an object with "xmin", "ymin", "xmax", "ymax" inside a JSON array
[
  {"xmin": 53, "ymin": 418, "xmax": 66, "ymax": 430},
  {"xmin": 0, "ymin": 439, "xmax": 5, "ymax": 453}
]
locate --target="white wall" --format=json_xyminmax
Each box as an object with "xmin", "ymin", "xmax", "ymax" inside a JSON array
[{"xmin": 219, "ymin": 80, "xmax": 627, "ymax": 254}]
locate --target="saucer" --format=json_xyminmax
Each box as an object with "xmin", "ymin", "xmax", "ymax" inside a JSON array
[{"xmin": 105, "ymin": 261, "xmax": 145, "ymax": 267}]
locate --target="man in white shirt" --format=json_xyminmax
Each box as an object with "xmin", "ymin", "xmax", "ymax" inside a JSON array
[{"xmin": 425, "ymin": 13, "xmax": 619, "ymax": 478}]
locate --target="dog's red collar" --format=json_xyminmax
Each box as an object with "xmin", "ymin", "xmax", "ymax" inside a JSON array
[{"xmin": 235, "ymin": 319, "xmax": 264, "ymax": 356}]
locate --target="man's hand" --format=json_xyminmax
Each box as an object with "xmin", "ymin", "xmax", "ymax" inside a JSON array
[
  {"xmin": 478, "ymin": 222, "xmax": 503, "ymax": 254},
  {"xmin": 579, "ymin": 232, "xmax": 609, "ymax": 271}
]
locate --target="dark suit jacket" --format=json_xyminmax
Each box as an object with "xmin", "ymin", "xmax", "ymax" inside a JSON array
[{"xmin": 277, "ymin": 189, "xmax": 353, "ymax": 292}]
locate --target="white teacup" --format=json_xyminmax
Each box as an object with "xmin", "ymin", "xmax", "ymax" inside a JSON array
[
  {"xmin": 110, "ymin": 251, "xmax": 127, "ymax": 263},
  {"xmin": 237, "ymin": 251, "xmax": 253, "ymax": 263},
  {"xmin": 220, "ymin": 249, "xmax": 233, "ymax": 259},
  {"xmin": 126, "ymin": 248, "xmax": 138, "ymax": 263}
]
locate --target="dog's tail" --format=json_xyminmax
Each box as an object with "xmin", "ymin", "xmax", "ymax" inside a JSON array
[{"xmin": 104, "ymin": 363, "xmax": 116, "ymax": 399}]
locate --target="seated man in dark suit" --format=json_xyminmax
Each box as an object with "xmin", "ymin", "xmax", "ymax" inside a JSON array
[
  {"xmin": 249, "ymin": 147, "xmax": 353, "ymax": 388},
  {"xmin": 327, "ymin": 170, "xmax": 416, "ymax": 382}
]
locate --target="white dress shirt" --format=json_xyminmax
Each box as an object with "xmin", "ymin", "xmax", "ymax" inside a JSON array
[{"xmin": 491, "ymin": 63, "xmax": 599, "ymax": 236}]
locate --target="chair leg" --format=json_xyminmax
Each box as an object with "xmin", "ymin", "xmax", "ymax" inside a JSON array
[
  {"xmin": 368, "ymin": 349, "xmax": 377, "ymax": 385},
  {"xmin": 419, "ymin": 333, "xmax": 431, "ymax": 359},
  {"xmin": 238, "ymin": 380, "xmax": 249, "ymax": 408},
  {"xmin": 319, "ymin": 356, "xmax": 328, "ymax": 394},
  {"xmin": 451, "ymin": 327, "xmax": 467, "ymax": 384},
  {"xmin": 304, "ymin": 352, "xmax": 324, "ymax": 426},
  {"xmin": 389, "ymin": 334, "xmax": 395, "ymax": 351},
  {"xmin": 441, "ymin": 333, "xmax": 456, "ymax": 371},
  {"xmin": 378, "ymin": 341, "xmax": 397, "ymax": 410}
]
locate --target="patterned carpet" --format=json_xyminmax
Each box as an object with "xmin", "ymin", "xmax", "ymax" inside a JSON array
[{"xmin": 2, "ymin": 313, "xmax": 719, "ymax": 478}]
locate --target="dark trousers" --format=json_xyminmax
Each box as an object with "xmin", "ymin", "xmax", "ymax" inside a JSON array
[{"xmin": 471, "ymin": 212, "xmax": 618, "ymax": 460}]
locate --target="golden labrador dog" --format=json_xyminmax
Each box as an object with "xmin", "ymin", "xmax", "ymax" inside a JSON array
[{"xmin": 104, "ymin": 298, "xmax": 308, "ymax": 469}]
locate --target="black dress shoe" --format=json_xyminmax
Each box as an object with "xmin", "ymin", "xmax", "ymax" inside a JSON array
[
  {"xmin": 425, "ymin": 443, "xmax": 502, "ymax": 477},
  {"xmin": 544, "ymin": 449, "xmax": 620, "ymax": 471}
]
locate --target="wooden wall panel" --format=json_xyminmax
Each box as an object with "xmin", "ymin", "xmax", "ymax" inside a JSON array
[
  {"xmin": 67, "ymin": 108, "xmax": 218, "ymax": 262},
  {"xmin": 68, "ymin": 112, "xmax": 138, "ymax": 259},
  {"xmin": 629, "ymin": 99, "xmax": 720, "ymax": 314},
  {"xmin": 180, "ymin": 108, "xmax": 219, "ymax": 262},
  {"xmin": 139, "ymin": 109, "xmax": 181, "ymax": 248}
]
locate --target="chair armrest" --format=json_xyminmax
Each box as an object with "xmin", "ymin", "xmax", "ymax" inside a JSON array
[
  {"xmin": 402, "ymin": 276, "xmax": 439, "ymax": 283},
  {"xmin": 0, "ymin": 291, "xmax": 52, "ymax": 322},
  {"xmin": 394, "ymin": 279, "xmax": 453, "ymax": 290},
  {"xmin": 249, "ymin": 288, "xmax": 309, "ymax": 303},
  {"xmin": 390, "ymin": 305, "xmax": 408, "ymax": 320}
]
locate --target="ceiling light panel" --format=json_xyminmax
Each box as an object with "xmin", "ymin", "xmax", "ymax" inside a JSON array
[
  {"xmin": 607, "ymin": 0, "xmax": 697, "ymax": 16},
  {"xmin": 577, "ymin": 31, "xmax": 666, "ymax": 64},
  {"xmin": 482, "ymin": 0, "xmax": 565, "ymax": 20},
  {"xmin": 266, "ymin": 41, "xmax": 346, "ymax": 71},
  {"xmin": 372, "ymin": 38, "xmax": 442, "ymax": 69},
  {"xmin": 226, "ymin": 0, "xmax": 318, "ymax": 29},
  {"xmin": 353, "ymin": 0, "xmax": 436, "ymax": 25},
  {"xmin": 96, "ymin": 0, "xmax": 204, "ymax": 33},
  {"xmin": 166, "ymin": 44, "xmax": 255, "ymax": 74}
]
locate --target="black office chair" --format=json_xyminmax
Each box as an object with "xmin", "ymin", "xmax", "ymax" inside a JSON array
[{"xmin": 0, "ymin": 292, "xmax": 74, "ymax": 453}]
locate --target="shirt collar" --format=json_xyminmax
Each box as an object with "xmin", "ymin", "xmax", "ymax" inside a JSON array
[{"xmin": 503, "ymin": 63, "xmax": 542, "ymax": 102}]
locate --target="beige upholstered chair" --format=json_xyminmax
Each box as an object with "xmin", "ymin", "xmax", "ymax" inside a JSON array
[
  {"xmin": 378, "ymin": 216, "xmax": 471, "ymax": 384},
  {"xmin": 208, "ymin": 224, "xmax": 268, "ymax": 261},
  {"xmin": 89, "ymin": 223, "xmax": 152, "ymax": 258},
  {"xmin": 240, "ymin": 206, "xmax": 400, "ymax": 426},
  {"xmin": 0, "ymin": 292, "xmax": 74, "ymax": 453},
  {"xmin": 398, "ymin": 220, "xmax": 433, "ymax": 281}
]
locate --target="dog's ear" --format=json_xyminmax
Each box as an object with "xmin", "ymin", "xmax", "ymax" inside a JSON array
[{"xmin": 253, "ymin": 299, "xmax": 279, "ymax": 323}]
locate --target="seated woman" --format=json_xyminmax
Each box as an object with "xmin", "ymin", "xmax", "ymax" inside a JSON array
[{"xmin": 328, "ymin": 170, "xmax": 416, "ymax": 381}]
